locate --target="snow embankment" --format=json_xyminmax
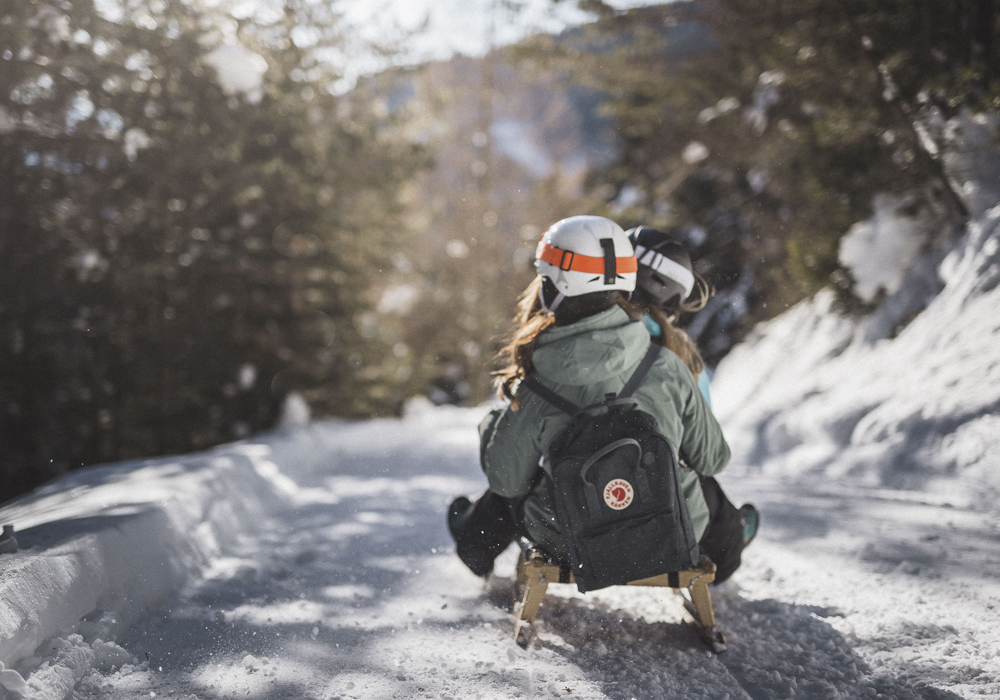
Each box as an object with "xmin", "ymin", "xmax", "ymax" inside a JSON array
[
  {"xmin": 713, "ymin": 111, "xmax": 1000, "ymax": 510},
  {"xmin": 0, "ymin": 442, "xmax": 298, "ymax": 696},
  {"xmin": 0, "ymin": 401, "xmax": 485, "ymax": 700}
]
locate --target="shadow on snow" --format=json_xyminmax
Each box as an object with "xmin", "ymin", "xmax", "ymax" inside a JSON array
[{"xmin": 532, "ymin": 588, "xmax": 963, "ymax": 700}]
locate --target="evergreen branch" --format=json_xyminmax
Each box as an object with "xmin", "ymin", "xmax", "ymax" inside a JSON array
[{"xmin": 850, "ymin": 28, "xmax": 970, "ymax": 221}]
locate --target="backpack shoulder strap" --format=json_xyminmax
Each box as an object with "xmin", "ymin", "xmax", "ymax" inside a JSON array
[
  {"xmin": 520, "ymin": 342, "xmax": 660, "ymax": 413},
  {"xmin": 619, "ymin": 342, "xmax": 662, "ymax": 399},
  {"xmin": 519, "ymin": 376, "xmax": 580, "ymax": 416}
]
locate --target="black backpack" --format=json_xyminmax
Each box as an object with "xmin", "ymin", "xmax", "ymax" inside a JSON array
[{"xmin": 520, "ymin": 343, "xmax": 699, "ymax": 593}]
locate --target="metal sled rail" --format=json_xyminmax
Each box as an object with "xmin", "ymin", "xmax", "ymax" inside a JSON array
[{"xmin": 513, "ymin": 541, "xmax": 726, "ymax": 653}]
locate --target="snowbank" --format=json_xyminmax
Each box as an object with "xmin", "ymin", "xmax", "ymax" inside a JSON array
[
  {"xmin": 0, "ymin": 442, "xmax": 299, "ymax": 694},
  {"xmin": 0, "ymin": 404, "xmax": 486, "ymax": 700},
  {"xmin": 713, "ymin": 113, "xmax": 1000, "ymax": 510}
]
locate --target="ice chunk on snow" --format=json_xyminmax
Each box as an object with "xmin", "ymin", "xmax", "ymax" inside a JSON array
[
  {"xmin": 22, "ymin": 635, "xmax": 95, "ymax": 699},
  {"xmin": 92, "ymin": 639, "xmax": 131, "ymax": 670}
]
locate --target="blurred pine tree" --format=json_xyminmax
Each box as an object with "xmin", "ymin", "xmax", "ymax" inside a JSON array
[{"xmin": 0, "ymin": 0, "xmax": 423, "ymax": 500}]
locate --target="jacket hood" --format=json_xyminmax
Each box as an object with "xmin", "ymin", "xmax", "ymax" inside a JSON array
[{"xmin": 532, "ymin": 306, "xmax": 650, "ymax": 385}]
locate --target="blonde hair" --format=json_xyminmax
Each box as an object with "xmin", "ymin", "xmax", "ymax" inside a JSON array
[
  {"xmin": 678, "ymin": 271, "xmax": 712, "ymax": 316},
  {"xmin": 493, "ymin": 277, "xmax": 640, "ymax": 407},
  {"xmin": 623, "ymin": 267, "xmax": 712, "ymax": 378},
  {"xmin": 493, "ymin": 277, "xmax": 555, "ymax": 407},
  {"xmin": 493, "ymin": 273, "xmax": 711, "ymax": 406}
]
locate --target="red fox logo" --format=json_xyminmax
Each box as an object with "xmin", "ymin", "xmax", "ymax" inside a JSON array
[{"xmin": 603, "ymin": 478, "xmax": 634, "ymax": 510}]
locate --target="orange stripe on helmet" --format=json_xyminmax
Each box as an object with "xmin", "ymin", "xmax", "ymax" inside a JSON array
[{"xmin": 536, "ymin": 243, "xmax": 638, "ymax": 275}]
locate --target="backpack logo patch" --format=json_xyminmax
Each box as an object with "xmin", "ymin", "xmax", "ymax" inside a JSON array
[{"xmin": 603, "ymin": 479, "xmax": 634, "ymax": 510}]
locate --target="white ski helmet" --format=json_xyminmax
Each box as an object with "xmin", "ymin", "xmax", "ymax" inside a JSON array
[{"xmin": 535, "ymin": 216, "xmax": 636, "ymax": 310}]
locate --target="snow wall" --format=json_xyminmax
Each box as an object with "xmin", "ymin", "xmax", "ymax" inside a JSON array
[
  {"xmin": 712, "ymin": 111, "xmax": 1000, "ymax": 510},
  {"xmin": 0, "ymin": 442, "xmax": 300, "ymax": 697}
]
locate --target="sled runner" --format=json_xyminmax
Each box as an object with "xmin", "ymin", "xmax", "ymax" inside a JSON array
[{"xmin": 512, "ymin": 539, "xmax": 726, "ymax": 653}]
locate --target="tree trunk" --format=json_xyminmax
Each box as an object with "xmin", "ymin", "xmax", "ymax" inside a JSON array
[{"xmin": 974, "ymin": 0, "xmax": 995, "ymax": 71}]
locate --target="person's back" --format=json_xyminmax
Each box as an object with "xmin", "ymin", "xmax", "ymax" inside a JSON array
[
  {"xmin": 448, "ymin": 215, "xmax": 751, "ymax": 584},
  {"xmin": 481, "ymin": 303, "xmax": 728, "ymax": 565}
]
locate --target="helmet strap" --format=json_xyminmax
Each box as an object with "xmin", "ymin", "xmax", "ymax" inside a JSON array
[
  {"xmin": 600, "ymin": 238, "xmax": 617, "ymax": 285},
  {"xmin": 538, "ymin": 277, "xmax": 565, "ymax": 312}
]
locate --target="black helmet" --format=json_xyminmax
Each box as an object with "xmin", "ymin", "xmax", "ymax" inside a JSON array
[{"xmin": 626, "ymin": 226, "xmax": 695, "ymax": 311}]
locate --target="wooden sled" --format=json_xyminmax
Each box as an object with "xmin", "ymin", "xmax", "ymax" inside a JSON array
[{"xmin": 512, "ymin": 539, "xmax": 726, "ymax": 653}]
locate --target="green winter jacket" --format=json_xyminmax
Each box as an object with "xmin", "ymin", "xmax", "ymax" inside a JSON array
[{"xmin": 479, "ymin": 306, "xmax": 730, "ymax": 563}]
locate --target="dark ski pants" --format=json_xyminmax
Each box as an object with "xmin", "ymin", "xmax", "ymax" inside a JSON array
[
  {"xmin": 697, "ymin": 475, "xmax": 744, "ymax": 584},
  {"xmin": 448, "ymin": 477, "xmax": 744, "ymax": 583}
]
